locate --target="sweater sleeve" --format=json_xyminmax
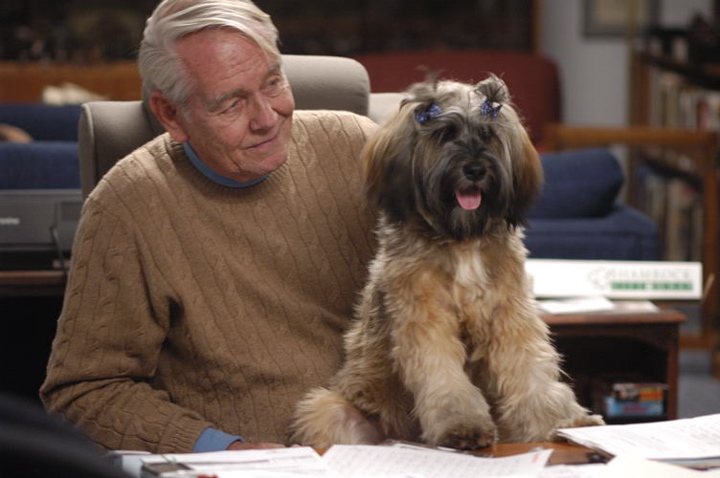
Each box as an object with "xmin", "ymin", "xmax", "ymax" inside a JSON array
[{"xmin": 40, "ymin": 196, "xmax": 213, "ymax": 453}]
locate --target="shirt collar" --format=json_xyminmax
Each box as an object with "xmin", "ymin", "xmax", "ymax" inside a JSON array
[{"xmin": 183, "ymin": 142, "xmax": 269, "ymax": 188}]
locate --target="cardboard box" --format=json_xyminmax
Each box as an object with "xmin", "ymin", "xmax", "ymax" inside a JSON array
[{"xmin": 526, "ymin": 259, "xmax": 702, "ymax": 300}]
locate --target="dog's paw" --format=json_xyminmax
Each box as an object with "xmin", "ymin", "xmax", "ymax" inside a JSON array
[
  {"xmin": 437, "ymin": 424, "xmax": 498, "ymax": 451},
  {"xmin": 560, "ymin": 413, "xmax": 605, "ymax": 428},
  {"xmin": 549, "ymin": 414, "xmax": 605, "ymax": 442}
]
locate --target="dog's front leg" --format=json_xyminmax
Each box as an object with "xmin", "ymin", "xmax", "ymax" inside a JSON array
[
  {"xmin": 483, "ymin": 309, "xmax": 603, "ymax": 442},
  {"xmin": 391, "ymin": 309, "xmax": 497, "ymax": 450}
]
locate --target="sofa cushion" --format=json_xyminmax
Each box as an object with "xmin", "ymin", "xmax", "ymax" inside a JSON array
[
  {"xmin": 525, "ymin": 205, "xmax": 660, "ymax": 261},
  {"xmin": 0, "ymin": 104, "xmax": 82, "ymax": 142},
  {"xmin": 0, "ymin": 142, "xmax": 80, "ymax": 189},
  {"xmin": 529, "ymin": 148, "xmax": 624, "ymax": 219}
]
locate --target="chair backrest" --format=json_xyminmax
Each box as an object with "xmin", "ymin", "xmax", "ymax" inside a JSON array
[{"xmin": 78, "ymin": 54, "xmax": 370, "ymax": 198}]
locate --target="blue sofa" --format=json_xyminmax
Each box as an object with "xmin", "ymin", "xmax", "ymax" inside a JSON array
[
  {"xmin": 527, "ymin": 148, "xmax": 659, "ymax": 261},
  {"xmin": 0, "ymin": 104, "xmax": 81, "ymax": 190}
]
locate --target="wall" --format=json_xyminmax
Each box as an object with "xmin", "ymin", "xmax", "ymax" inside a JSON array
[{"xmin": 540, "ymin": 0, "xmax": 712, "ymax": 127}]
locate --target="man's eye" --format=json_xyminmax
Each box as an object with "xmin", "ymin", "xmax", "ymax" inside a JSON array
[
  {"xmin": 264, "ymin": 77, "xmax": 284, "ymax": 95},
  {"xmin": 222, "ymin": 99, "xmax": 243, "ymax": 114}
]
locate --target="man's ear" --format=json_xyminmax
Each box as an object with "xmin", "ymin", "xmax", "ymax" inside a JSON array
[{"xmin": 148, "ymin": 91, "xmax": 189, "ymax": 143}]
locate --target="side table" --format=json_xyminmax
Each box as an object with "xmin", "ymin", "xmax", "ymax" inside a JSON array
[{"xmin": 542, "ymin": 308, "xmax": 686, "ymax": 421}]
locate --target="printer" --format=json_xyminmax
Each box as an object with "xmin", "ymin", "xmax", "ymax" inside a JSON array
[{"xmin": 0, "ymin": 141, "xmax": 82, "ymax": 270}]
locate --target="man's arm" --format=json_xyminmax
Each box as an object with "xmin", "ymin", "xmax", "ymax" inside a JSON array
[{"xmin": 40, "ymin": 198, "xmax": 212, "ymax": 453}]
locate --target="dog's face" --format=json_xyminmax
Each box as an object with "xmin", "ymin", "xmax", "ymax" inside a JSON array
[{"xmin": 363, "ymin": 77, "xmax": 543, "ymax": 241}]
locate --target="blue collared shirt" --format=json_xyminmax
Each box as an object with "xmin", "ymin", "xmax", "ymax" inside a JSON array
[{"xmin": 183, "ymin": 142, "xmax": 269, "ymax": 188}]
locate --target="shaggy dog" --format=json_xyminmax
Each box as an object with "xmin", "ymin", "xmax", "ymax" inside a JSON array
[{"xmin": 290, "ymin": 76, "xmax": 604, "ymax": 450}]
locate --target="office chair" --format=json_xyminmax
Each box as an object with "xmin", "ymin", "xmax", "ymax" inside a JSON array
[{"xmin": 78, "ymin": 55, "xmax": 371, "ymax": 198}]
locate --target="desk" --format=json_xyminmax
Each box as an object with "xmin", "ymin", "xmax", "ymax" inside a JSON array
[
  {"xmin": 0, "ymin": 269, "xmax": 67, "ymax": 297},
  {"xmin": 488, "ymin": 442, "xmax": 596, "ymax": 465},
  {"xmin": 543, "ymin": 308, "xmax": 686, "ymax": 421},
  {"xmin": 315, "ymin": 442, "xmax": 597, "ymax": 464}
]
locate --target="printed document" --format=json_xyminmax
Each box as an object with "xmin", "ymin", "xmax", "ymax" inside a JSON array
[
  {"xmin": 557, "ymin": 413, "xmax": 720, "ymax": 461},
  {"xmin": 126, "ymin": 443, "xmax": 552, "ymax": 478}
]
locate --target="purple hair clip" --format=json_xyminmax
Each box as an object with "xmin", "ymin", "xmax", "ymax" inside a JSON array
[
  {"xmin": 415, "ymin": 103, "xmax": 442, "ymax": 124},
  {"xmin": 480, "ymin": 99, "xmax": 502, "ymax": 119}
]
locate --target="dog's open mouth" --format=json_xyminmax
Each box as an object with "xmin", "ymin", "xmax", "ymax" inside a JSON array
[{"xmin": 456, "ymin": 189, "xmax": 482, "ymax": 211}]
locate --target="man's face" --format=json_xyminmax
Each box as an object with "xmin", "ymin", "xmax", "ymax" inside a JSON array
[{"xmin": 158, "ymin": 28, "xmax": 295, "ymax": 182}]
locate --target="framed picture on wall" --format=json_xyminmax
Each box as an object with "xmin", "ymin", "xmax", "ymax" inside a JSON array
[{"xmin": 583, "ymin": 0, "xmax": 659, "ymax": 37}]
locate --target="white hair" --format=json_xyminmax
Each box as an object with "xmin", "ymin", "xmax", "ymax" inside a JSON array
[{"xmin": 138, "ymin": 0, "xmax": 280, "ymax": 106}]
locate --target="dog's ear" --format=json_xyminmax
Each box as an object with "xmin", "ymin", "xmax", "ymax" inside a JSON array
[
  {"xmin": 507, "ymin": 128, "xmax": 544, "ymax": 226},
  {"xmin": 362, "ymin": 105, "xmax": 418, "ymax": 221}
]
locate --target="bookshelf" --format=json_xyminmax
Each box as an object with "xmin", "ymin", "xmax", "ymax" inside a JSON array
[{"xmin": 624, "ymin": 49, "xmax": 720, "ymax": 376}]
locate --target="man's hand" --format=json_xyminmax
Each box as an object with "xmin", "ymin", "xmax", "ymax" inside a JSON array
[{"xmin": 227, "ymin": 441, "xmax": 286, "ymax": 450}]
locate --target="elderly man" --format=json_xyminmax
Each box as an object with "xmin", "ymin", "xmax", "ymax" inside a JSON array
[{"xmin": 40, "ymin": 0, "xmax": 377, "ymax": 453}]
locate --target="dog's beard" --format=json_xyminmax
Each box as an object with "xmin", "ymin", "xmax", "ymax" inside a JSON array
[{"xmin": 415, "ymin": 136, "xmax": 514, "ymax": 241}]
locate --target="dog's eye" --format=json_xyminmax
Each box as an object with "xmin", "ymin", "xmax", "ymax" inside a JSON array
[
  {"xmin": 434, "ymin": 124, "xmax": 458, "ymax": 142},
  {"xmin": 478, "ymin": 126, "xmax": 495, "ymax": 143}
]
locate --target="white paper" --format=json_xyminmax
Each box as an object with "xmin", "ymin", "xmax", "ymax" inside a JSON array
[
  {"xmin": 538, "ymin": 464, "xmax": 606, "ymax": 478},
  {"xmin": 140, "ymin": 446, "xmax": 326, "ymax": 475},
  {"xmin": 537, "ymin": 296, "xmax": 616, "ymax": 314},
  {"xmin": 537, "ymin": 298, "xmax": 660, "ymax": 315},
  {"xmin": 321, "ymin": 444, "xmax": 552, "ymax": 478},
  {"xmin": 608, "ymin": 300, "xmax": 660, "ymax": 312},
  {"xmin": 558, "ymin": 414, "xmax": 720, "ymax": 460},
  {"xmin": 124, "ymin": 444, "xmax": 553, "ymax": 478},
  {"xmin": 596, "ymin": 455, "xmax": 709, "ymax": 478}
]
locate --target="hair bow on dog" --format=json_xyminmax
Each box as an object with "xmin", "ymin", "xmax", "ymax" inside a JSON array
[
  {"xmin": 480, "ymin": 99, "xmax": 502, "ymax": 119},
  {"xmin": 414, "ymin": 103, "xmax": 442, "ymax": 124}
]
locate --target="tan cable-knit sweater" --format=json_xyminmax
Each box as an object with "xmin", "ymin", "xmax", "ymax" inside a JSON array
[{"xmin": 40, "ymin": 110, "xmax": 378, "ymax": 453}]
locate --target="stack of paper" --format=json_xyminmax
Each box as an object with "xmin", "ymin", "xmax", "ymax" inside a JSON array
[
  {"xmin": 117, "ymin": 443, "xmax": 552, "ymax": 478},
  {"xmin": 557, "ymin": 413, "xmax": 720, "ymax": 468}
]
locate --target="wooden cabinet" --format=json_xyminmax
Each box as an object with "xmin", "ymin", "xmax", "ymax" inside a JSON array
[
  {"xmin": 544, "ymin": 310, "xmax": 686, "ymax": 422},
  {"xmin": 0, "ymin": 61, "xmax": 142, "ymax": 103}
]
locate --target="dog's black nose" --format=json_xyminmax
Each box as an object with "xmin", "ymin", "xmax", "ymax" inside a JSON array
[{"xmin": 463, "ymin": 163, "xmax": 486, "ymax": 180}]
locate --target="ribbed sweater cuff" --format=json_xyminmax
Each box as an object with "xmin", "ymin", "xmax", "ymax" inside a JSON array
[{"xmin": 159, "ymin": 415, "xmax": 213, "ymax": 453}]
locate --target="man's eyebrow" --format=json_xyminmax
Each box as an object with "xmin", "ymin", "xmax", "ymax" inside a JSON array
[
  {"xmin": 207, "ymin": 87, "xmax": 249, "ymax": 112},
  {"xmin": 206, "ymin": 62, "xmax": 284, "ymax": 112}
]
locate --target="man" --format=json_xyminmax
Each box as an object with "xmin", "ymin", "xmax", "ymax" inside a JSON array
[{"xmin": 40, "ymin": 0, "xmax": 378, "ymax": 453}]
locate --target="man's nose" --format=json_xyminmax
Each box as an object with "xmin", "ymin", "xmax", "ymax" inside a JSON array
[{"xmin": 249, "ymin": 95, "xmax": 277, "ymax": 131}]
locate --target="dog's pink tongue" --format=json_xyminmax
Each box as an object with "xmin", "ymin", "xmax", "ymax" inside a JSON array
[{"xmin": 456, "ymin": 191, "xmax": 482, "ymax": 210}]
